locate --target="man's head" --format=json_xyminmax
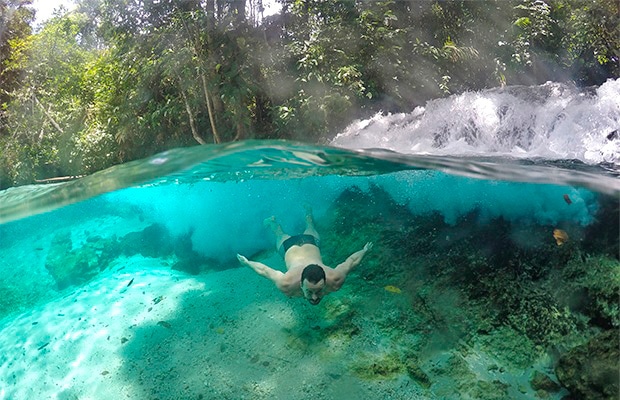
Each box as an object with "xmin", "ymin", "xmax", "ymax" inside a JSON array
[{"xmin": 300, "ymin": 264, "xmax": 326, "ymax": 305}]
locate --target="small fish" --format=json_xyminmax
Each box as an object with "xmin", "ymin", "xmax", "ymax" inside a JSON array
[
  {"xmin": 553, "ymin": 229, "xmax": 569, "ymax": 246},
  {"xmin": 37, "ymin": 342, "xmax": 50, "ymax": 351},
  {"xmin": 384, "ymin": 285, "xmax": 402, "ymax": 294},
  {"xmin": 563, "ymin": 194, "xmax": 572, "ymax": 205},
  {"xmin": 126, "ymin": 278, "xmax": 134, "ymax": 287},
  {"xmin": 157, "ymin": 320, "xmax": 172, "ymax": 329}
]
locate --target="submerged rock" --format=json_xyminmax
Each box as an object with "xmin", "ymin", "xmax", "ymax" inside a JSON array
[
  {"xmin": 405, "ymin": 356, "xmax": 432, "ymax": 389},
  {"xmin": 467, "ymin": 380, "xmax": 509, "ymax": 400},
  {"xmin": 171, "ymin": 259, "xmax": 201, "ymax": 275},
  {"xmin": 561, "ymin": 255, "xmax": 620, "ymax": 329},
  {"xmin": 121, "ymin": 223, "xmax": 173, "ymax": 258},
  {"xmin": 350, "ymin": 352, "xmax": 404, "ymax": 380},
  {"xmin": 44, "ymin": 232, "xmax": 120, "ymax": 289},
  {"xmin": 530, "ymin": 371, "xmax": 560, "ymax": 393},
  {"xmin": 555, "ymin": 330, "xmax": 619, "ymax": 399}
]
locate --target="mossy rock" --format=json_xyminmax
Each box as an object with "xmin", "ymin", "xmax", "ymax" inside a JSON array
[
  {"xmin": 466, "ymin": 380, "xmax": 510, "ymax": 400},
  {"xmin": 350, "ymin": 352, "xmax": 404, "ymax": 380},
  {"xmin": 505, "ymin": 290, "xmax": 577, "ymax": 345},
  {"xmin": 431, "ymin": 353, "xmax": 508, "ymax": 399},
  {"xmin": 437, "ymin": 353, "xmax": 476, "ymax": 382},
  {"xmin": 477, "ymin": 327, "xmax": 541, "ymax": 370},
  {"xmin": 45, "ymin": 232, "xmax": 120, "ymax": 289},
  {"xmin": 319, "ymin": 301, "xmax": 360, "ymax": 341},
  {"xmin": 283, "ymin": 305, "xmax": 359, "ymax": 355},
  {"xmin": 530, "ymin": 371, "xmax": 560, "ymax": 393},
  {"xmin": 472, "ymin": 271, "xmax": 578, "ymax": 346},
  {"xmin": 350, "ymin": 350, "xmax": 433, "ymax": 388},
  {"xmin": 404, "ymin": 355, "xmax": 432, "ymax": 388},
  {"xmin": 562, "ymin": 255, "xmax": 620, "ymax": 328},
  {"xmin": 0, "ymin": 283, "xmax": 26, "ymax": 317},
  {"xmin": 556, "ymin": 329, "xmax": 620, "ymax": 400},
  {"xmin": 121, "ymin": 223, "xmax": 174, "ymax": 258}
]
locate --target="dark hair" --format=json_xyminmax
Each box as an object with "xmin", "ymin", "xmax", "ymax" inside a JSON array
[{"xmin": 301, "ymin": 264, "xmax": 325, "ymax": 284}]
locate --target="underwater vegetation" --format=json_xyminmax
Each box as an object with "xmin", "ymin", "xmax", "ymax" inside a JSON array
[
  {"xmin": 45, "ymin": 231, "xmax": 120, "ymax": 289},
  {"xmin": 318, "ymin": 184, "xmax": 619, "ymax": 398},
  {"xmin": 43, "ymin": 223, "xmax": 215, "ymax": 290},
  {"xmin": 0, "ymin": 182, "xmax": 617, "ymax": 399}
]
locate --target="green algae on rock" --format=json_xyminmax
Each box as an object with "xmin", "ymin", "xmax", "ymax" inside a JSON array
[
  {"xmin": 44, "ymin": 232, "xmax": 120, "ymax": 289},
  {"xmin": 530, "ymin": 371, "xmax": 560, "ymax": 394},
  {"xmin": 556, "ymin": 330, "xmax": 620, "ymax": 400}
]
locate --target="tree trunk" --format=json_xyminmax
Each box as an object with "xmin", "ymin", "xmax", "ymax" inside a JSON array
[
  {"xmin": 234, "ymin": 119, "xmax": 246, "ymax": 141},
  {"xmin": 205, "ymin": 0, "xmax": 225, "ymax": 124},
  {"xmin": 235, "ymin": 0, "xmax": 246, "ymax": 26},
  {"xmin": 200, "ymin": 73, "xmax": 221, "ymax": 143},
  {"xmin": 180, "ymin": 89, "xmax": 206, "ymax": 145},
  {"xmin": 33, "ymin": 94, "xmax": 63, "ymax": 139},
  {"xmin": 179, "ymin": 5, "xmax": 219, "ymax": 144},
  {"xmin": 206, "ymin": 0, "xmax": 216, "ymax": 31}
]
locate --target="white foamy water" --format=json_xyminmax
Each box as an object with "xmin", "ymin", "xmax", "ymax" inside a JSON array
[{"xmin": 333, "ymin": 79, "xmax": 620, "ymax": 165}]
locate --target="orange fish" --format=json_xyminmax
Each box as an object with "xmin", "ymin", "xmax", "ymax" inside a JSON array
[
  {"xmin": 563, "ymin": 194, "xmax": 572, "ymax": 205},
  {"xmin": 553, "ymin": 229, "xmax": 569, "ymax": 246}
]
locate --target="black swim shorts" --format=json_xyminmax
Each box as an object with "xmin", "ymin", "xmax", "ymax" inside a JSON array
[{"xmin": 280, "ymin": 234, "xmax": 319, "ymax": 255}]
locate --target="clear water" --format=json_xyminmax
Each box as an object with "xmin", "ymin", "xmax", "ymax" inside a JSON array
[{"xmin": 0, "ymin": 81, "xmax": 618, "ymax": 400}]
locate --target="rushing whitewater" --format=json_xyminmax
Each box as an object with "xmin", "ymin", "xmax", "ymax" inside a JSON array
[{"xmin": 333, "ymin": 79, "xmax": 620, "ymax": 164}]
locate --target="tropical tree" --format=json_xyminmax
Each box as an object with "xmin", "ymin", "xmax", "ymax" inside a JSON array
[
  {"xmin": 0, "ymin": 0, "xmax": 34, "ymax": 136},
  {"xmin": 1, "ymin": 0, "xmax": 619, "ymax": 188},
  {"xmin": 501, "ymin": 0, "xmax": 619, "ymax": 85},
  {"xmin": 2, "ymin": 12, "xmax": 98, "ymax": 183}
]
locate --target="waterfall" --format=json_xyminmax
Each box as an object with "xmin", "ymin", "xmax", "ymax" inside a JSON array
[{"xmin": 332, "ymin": 79, "xmax": 620, "ymax": 165}]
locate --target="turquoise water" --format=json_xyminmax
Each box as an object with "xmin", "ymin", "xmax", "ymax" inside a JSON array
[
  {"xmin": 1, "ymin": 140, "xmax": 617, "ymax": 224},
  {"xmin": 0, "ymin": 140, "xmax": 618, "ymax": 399}
]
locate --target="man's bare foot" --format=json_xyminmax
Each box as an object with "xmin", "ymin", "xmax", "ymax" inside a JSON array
[
  {"xmin": 237, "ymin": 254, "xmax": 250, "ymax": 266},
  {"xmin": 303, "ymin": 205, "xmax": 314, "ymax": 224},
  {"xmin": 263, "ymin": 216, "xmax": 284, "ymax": 235}
]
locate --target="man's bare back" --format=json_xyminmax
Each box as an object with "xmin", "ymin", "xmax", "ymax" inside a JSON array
[{"xmin": 237, "ymin": 211, "xmax": 372, "ymax": 305}]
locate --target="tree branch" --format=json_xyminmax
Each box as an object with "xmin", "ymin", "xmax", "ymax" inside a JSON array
[
  {"xmin": 179, "ymin": 88, "xmax": 206, "ymax": 145},
  {"xmin": 32, "ymin": 94, "xmax": 63, "ymax": 138},
  {"xmin": 200, "ymin": 73, "xmax": 221, "ymax": 144}
]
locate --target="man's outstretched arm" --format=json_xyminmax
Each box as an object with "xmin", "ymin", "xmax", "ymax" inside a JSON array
[
  {"xmin": 333, "ymin": 242, "xmax": 373, "ymax": 279},
  {"xmin": 237, "ymin": 254, "xmax": 285, "ymax": 286}
]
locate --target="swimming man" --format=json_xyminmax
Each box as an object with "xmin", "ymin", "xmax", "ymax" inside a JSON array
[{"xmin": 237, "ymin": 210, "xmax": 372, "ymax": 305}]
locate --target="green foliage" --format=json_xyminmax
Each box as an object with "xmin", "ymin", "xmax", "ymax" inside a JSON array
[
  {"xmin": 503, "ymin": 0, "xmax": 619, "ymax": 83},
  {"xmin": 0, "ymin": 0, "xmax": 35, "ymax": 186},
  {"xmin": 0, "ymin": 0, "xmax": 618, "ymax": 185},
  {"xmin": 2, "ymin": 12, "xmax": 100, "ymax": 184}
]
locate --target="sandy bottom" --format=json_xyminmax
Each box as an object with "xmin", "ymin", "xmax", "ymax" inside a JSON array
[
  {"xmin": 0, "ymin": 238, "xmax": 570, "ymax": 400},
  {"xmin": 0, "ymin": 255, "xmax": 433, "ymax": 400}
]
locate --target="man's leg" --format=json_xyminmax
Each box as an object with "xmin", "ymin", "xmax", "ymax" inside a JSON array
[
  {"xmin": 264, "ymin": 216, "xmax": 290, "ymax": 251},
  {"xmin": 303, "ymin": 207, "xmax": 320, "ymax": 241}
]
